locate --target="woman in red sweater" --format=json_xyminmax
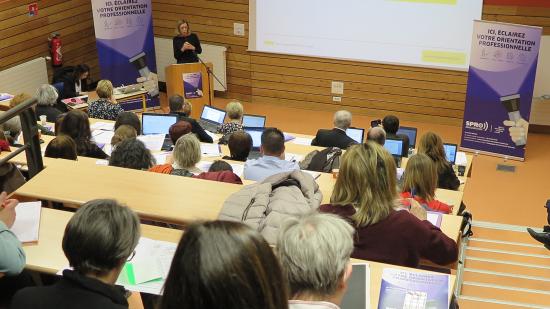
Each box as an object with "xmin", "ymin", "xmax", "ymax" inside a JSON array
[
  {"xmin": 401, "ymin": 153, "xmax": 453, "ymax": 214},
  {"xmin": 319, "ymin": 142, "xmax": 458, "ymax": 268}
]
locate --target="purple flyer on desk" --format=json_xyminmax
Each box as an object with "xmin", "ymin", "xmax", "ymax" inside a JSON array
[{"xmin": 378, "ymin": 268, "xmax": 449, "ymax": 309}]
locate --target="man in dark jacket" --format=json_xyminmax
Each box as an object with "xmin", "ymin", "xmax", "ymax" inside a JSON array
[
  {"xmin": 168, "ymin": 95, "xmax": 213, "ymax": 143},
  {"xmin": 527, "ymin": 200, "xmax": 550, "ymax": 250},
  {"xmin": 311, "ymin": 110, "xmax": 357, "ymax": 149},
  {"xmin": 382, "ymin": 115, "xmax": 409, "ymax": 157}
]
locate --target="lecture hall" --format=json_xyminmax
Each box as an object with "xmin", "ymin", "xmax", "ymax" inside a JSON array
[{"xmin": 0, "ymin": 0, "xmax": 549, "ymax": 308}]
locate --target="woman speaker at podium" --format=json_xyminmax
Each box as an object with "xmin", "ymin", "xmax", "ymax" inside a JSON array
[{"xmin": 173, "ymin": 19, "xmax": 202, "ymax": 64}]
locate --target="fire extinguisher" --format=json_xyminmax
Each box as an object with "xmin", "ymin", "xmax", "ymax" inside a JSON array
[{"xmin": 48, "ymin": 32, "xmax": 62, "ymax": 67}]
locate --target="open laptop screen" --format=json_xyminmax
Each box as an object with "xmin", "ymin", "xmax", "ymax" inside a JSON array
[
  {"xmin": 384, "ymin": 138, "xmax": 404, "ymax": 156},
  {"xmin": 200, "ymin": 106, "xmax": 226, "ymax": 124},
  {"xmin": 397, "ymin": 126, "xmax": 417, "ymax": 149},
  {"xmin": 444, "ymin": 143, "xmax": 458, "ymax": 164},
  {"xmin": 141, "ymin": 113, "xmax": 178, "ymax": 135},
  {"xmin": 244, "ymin": 127, "xmax": 265, "ymax": 149},
  {"xmin": 242, "ymin": 114, "xmax": 266, "ymax": 128},
  {"xmin": 346, "ymin": 128, "xmax": 365, "ymax": 144}
]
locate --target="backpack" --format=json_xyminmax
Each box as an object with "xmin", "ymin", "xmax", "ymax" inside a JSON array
[{"xmin": 299, "ymin": 147, "xmax": 342, "ymax": 173}]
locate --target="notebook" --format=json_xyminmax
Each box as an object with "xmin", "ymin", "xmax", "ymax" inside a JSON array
[
  {"xmin": 346, "ymin": 127, "xmax": 365, "ymax": 144},
  {"xmin": 443, "ymin": 143, "xmax": 458, "ymax": 164},
  {"xmin": 242, "ymin": 114, "xmax": 266, "ymax": 128},
  {"xmin": 141, "ymin": 113, "xmax": 179, "ymax": 150},
  {"xmin": 198, "ymin": 105, "xmax": 226, "ymax": 132},
  {"xmin": 397, "ymin": 126, "xmax": 417, "ymax": 149}
]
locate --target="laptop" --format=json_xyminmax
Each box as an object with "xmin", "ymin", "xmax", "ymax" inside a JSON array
[
  {"xmin": 198, "ymin": 105, "xmax": 226, "ymax": 133},
  {"xmin": 397, "ymin": 126, "xmax": 417, "ymax": 149},
  {"xmin": 244, "ymin": 127, "xmax": 265, "ymax": 160},
  {"xmin": 384, "ymin": 138, "xmax": 404, "ymax": 168},
  {"xmin": 242, "ymin": 114, "xmax": 266, "ymax": 128},
  {"xmin": 346, "ymin": 127, "xmax": 365, "ymax": 144},
  {"xmin": 443, "ymin": 143, "xmax": 458, "ymax": 165},
  {"xmin": 141, "ymin": 113, "xmax": 179, "ymax": 150}
]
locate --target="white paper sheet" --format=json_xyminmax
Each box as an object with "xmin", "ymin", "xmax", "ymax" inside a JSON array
[
  {"xmin": 92, "ymin": 130, "xmax": 114, "ymax": 144},
  {"xmin": 90, "ymin": 122, "xmax": 115, "ymax": 131},
  {"xmin": 200, "ymin": 143, "xmax": 221, "ymax": 157},
  {"xmin": 285, "ymin": 153, "xmax": 303, "ymax": 162},
  {"xmin": 153, "ymin": 152, "xmax": 171, "ymax": 165},
  {"xmin": 292, "ymin": 137, "xmax": 313, "ymax": 146},
  {"xmin": 137, "ymin": 134, "xmax": 165, "ymax": 152},
  {"xmin": 455, "ymin": 151, "xmax": 467, "ymax": 166},
  {"xmin": 10, "ymin": 201, "xmax": 41, "ymax": 243}
]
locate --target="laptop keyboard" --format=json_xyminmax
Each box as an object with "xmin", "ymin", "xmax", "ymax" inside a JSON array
[{"xmin": 198, "ymin": 119, "xmax": 219, "ymax": 133}]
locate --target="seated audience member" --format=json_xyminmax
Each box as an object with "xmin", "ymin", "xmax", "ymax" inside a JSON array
[
  {"xmin": 54, "ymin": 113, "xmax": 66, "ymax": 135},
  {"xmin": 222, "ymin": 131, "xmax": 252, "ymax": 162},
  {"xmin": 0, "ymin": 134, "xmax": 25, "ymax": 193},
  {"xmin": 278, "ymin": 213, "xmax": 354, "ymax": 309},
  {"xmin": 168, "ymin": 95, "xmax": 213, "ymax": 143},
  {"xmin": 366, "ymin": 126, "xmax": 386, "ymax": 146},
  {"xmin": 382, "ymin": 115, "xmax": 409, "ymax": 156},
  {"xmin": 59, "ymin": 64, "xmax": 90, "ymax": 99},
  {"xmin": 417, "ymin": 132, "xmax": 460, "ymax": 191},
  {"xmin": 109, "ymin": 138, "xmax": 155, "ymax": 170},
  {"xmin": 110, "ymin": 125, "xmax": 137, "ymax": 147},
  {"xmin": 1, "ymin": 115, "xmax": 22, "ymax": 147},
  {"xmin": 44, "ymin": 135, "xmax": 78, "ymax": 160},
  {"xmin": 243, "ymin": 127, "xmax": 299, "ymax": 181},
  {"xmin": 58, "ymin": 110, "xmax": 108, "ymax": 159},
  {"xmin": 87, "ymin": 80, "xmax": 124, "ymax": 120},
  {"xmin": 311, "ymin": 110, "xmax": 356, "ymax": 149},
  {"xmin": 401, "ymin": 154, "xmax": 453, "ymax": 214},
  {"xmin": 0, "ymin": 192, "xmax": 29, "ymax": 306},
  {"xmin": 194, "ymin": 160, "xmax": 243, "ymax": 184},
  {"xmin": 159, "ymin": 221, "xmax": 288, "ymax": 309},
  {"xmin": 12, "ymin": 199, "xmax": 140, "ymax": 309},
  {"xmin": 35, "ymin": 84, "xmax": 63, "ymax": 122},
  {"xmin": 319, "ymin": 142, "xmax": 458, "ymax": 268},
  {"xmin": 169, "ymin": 120, "xmax": 192, "ymax": 144},
  {"xmin": 217, "ymin": 101, "xmax": 244, "ymax": 135},
  {"xmin": 114, "ymin": 111, "xmax": 141, "ymax": 134},
  {"xmin": 0, "ymin": 192, "xmax": 25, "ymax": 276},
  {"xmin": 527, "ymin": 201, "xmax": 550, "ymax": 250},
  {"xmin": 9, "ymin": 93, "xmax": 54, "ymax": 136},
  {"xmin": 149, "ymin": 134, "xmax": 201, "ymax": 177},
  {"xmin": 208, "ymin": 160, "xmax": 233, "ymax": 172}
]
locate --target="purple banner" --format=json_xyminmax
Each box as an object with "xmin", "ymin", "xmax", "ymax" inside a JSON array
[
  {"xmin": 461, "ymin": 21, "xmax": 542, "ymax": 160},
  {"xmin": 91, "ymin": 0, "xmax": 159, "ymax": 110}
]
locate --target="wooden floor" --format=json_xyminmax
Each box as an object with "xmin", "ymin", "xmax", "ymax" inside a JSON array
[{"xmin": 159, "ymin": 94, "xmax": 550, "ymax": 308}]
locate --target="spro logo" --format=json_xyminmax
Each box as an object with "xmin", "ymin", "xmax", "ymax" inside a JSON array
[{"xmin": 465, "ymin": 121, "xmax": 489, "ymax": 131}]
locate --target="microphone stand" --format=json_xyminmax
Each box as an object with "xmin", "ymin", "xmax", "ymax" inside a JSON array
[{"xmin": 195, "ymin": 52, "xmax": 226, "ymax": 107}]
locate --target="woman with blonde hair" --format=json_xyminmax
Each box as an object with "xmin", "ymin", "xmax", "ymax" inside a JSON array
[
  {"xmin": 401, "ymin": 153, "xmax": 453, "ymax": 214},
  {"xmin": 110, "ymin": 125, "xmax": 137, "ymax": 147},
  {"xmin": 173, "ymin": 19, "xmax": 202, "ymax": 64},
  {"xmin": 87, "ymin": 80, "xmax": 123, "ymax": 120},
  {"xmin": 417, "ymin": 132, "xmax": 460, "ymax": 191},
  {"xmin": 217, "ymin": 101, "xmax": 244, "ymax": 135},
  {"xmin": 149, "ymin": 133, "xmax": 202, "ymax": 177},
  {"xmin": 319, "ymin": 142, "xmax": 457, "ymax": 268}
]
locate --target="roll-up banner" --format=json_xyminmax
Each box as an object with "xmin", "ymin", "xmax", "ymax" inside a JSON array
[
  {"xmin": 91, "ymin": 0, "xmax": 159, "ymax": 110},
  {"xmin": 461, "ymin": 20, "xmax": 542, "ymax": 161}
]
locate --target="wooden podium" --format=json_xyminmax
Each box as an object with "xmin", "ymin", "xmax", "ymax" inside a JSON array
[{"xmin": 166, "ymin": 62, "xmax": 214, "ymax": 119}]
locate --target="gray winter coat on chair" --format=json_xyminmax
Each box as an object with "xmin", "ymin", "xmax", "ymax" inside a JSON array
[{"xmin": 218, "ymin": 170, "xmax": 323, "ymax": 244}]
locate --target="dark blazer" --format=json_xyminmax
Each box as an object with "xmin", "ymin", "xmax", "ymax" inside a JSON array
[
  {"xmin": 319, "ymin": 204, "xmax": 458, "ymax": 268},
  {"xmin": 386, "ymin": 133, "xmax": 410, "ymax": 157},
  {"xmin": 311, "ymin": 128, "xmax": 357, "ymax": 149},
  {"xmin": 11, "ymin": 270, "xmax": 129, "ymax": 309},
  {"xmin": 173, "ymin": 112, "xmax": 213, "ymax": 143},
  {"xmin": 35, "ymin": 105, "xmax": 62, "ymax": 123}
]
